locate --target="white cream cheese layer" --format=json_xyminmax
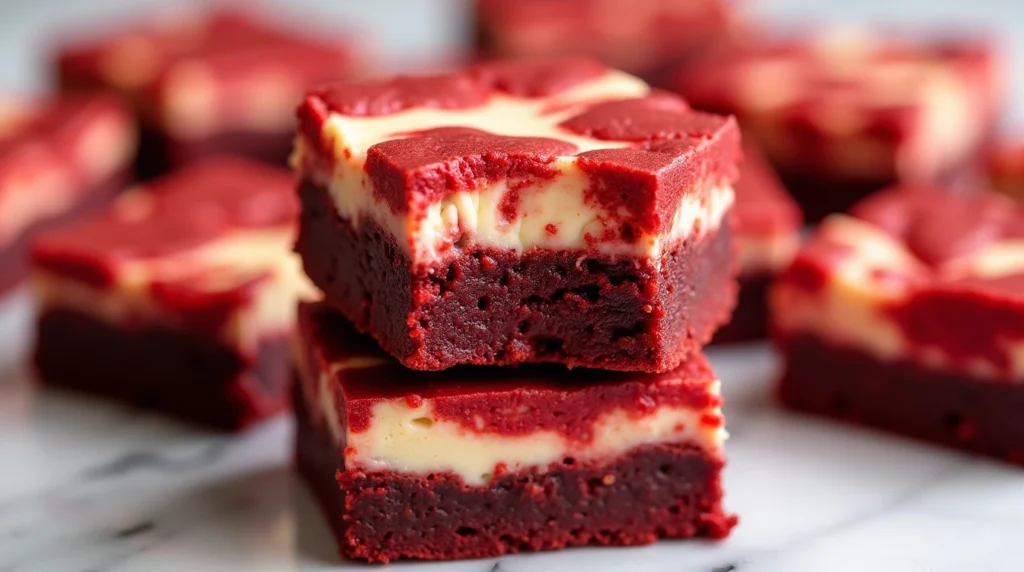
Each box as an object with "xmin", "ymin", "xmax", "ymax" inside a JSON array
[{"xmin": 313, "ymin": 356, "xmax": 725, "ymax": 486}]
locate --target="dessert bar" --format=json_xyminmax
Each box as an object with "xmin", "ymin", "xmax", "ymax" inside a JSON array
[
  {"xmin": 714, "ymin": 143, "xmax": 801, "ymax": 342},
  {"xmin": 56, "ymin": 8, "xmax": 356, "ymax": 178},
  {"xmin": 31, "ymin": 157, "xmax": 315, "ymax": 429},
  {"xmin": 294, "ymin": 302, "xmax": 736, "ymax": 562},
  {"xmin": 668, "ymin": 29, "xmax": 1002, "ymax": 220},
  {"xmin": 294, "ymin": 58, "xmax": 741, "ymax": 372},
  {"xmin": 0, "ymin": 94, "xmax": 133, "ymax": 295},
  {"xmin": 473, "ymin": 0, "xmax": 739, "ymax": 82},
  {"xmin": 772, "ymin": 187, "xmax": 1024, "ymax": 463}
]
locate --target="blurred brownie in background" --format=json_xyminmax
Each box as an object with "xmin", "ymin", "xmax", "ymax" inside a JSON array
[
  {"xmin": 987, "ymin": 140, "xmax": 1024, "ymax": 200},
  {"xmin": 668, "ymin": 28, "xmax": 1004, "ymax": 221},
  {"xmin": 0, "ymin": 93, "xmax": 133, "ymax": 295},
  {"xmin": 55, "ymin": 8, "xmax": 358, "ymax": 179},
  {"xmin": 31, "ymin": 157, "xmax": 317, "ymax": 430},
  {"xmin": 714, "ymin": 144, "xmax": 801, "ymax": 343},
  {"xmin": 771, "ymin": 187, "xmax": 1024, "ymax": 464},
  {"xmin": 473, "ymin": 0, "xmax": 740, "ymax": 82}
]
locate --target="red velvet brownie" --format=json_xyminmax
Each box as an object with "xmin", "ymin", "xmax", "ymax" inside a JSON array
[
  {"xmin": 0, "ymin": 94, "xmax": 133, "ymax": 295},
  {"xmin": 668, "ymin": 29, "xmax": 1003, "ymax": 221},
  {"xmin": 771, "ymin": 187, "xmax": 1024, "ymax": 463},
  {"xmin": 987, "ymin": 140, "xmax": 1024, "ymax": 200},
  {"xmin": 473, "ymin": 0, "xmax": 740, "ymax": 82},
  {"xmin": 714, "ymin": 144, "xmax": 801, "ymax": 342},
  {"xmin": 31, "ymin": 157, "xmax": 317, "ymax": 430},
  {"xmin": 294, "ymin": 302, "xmax": 735, "ymax": 563},
  {"xmin": 56, "ymin": 8, "xmax": 357, "ymax": 178},
  {"xmin": 294, "ymin": 58, "xmax": 741, "ymax": 372}
]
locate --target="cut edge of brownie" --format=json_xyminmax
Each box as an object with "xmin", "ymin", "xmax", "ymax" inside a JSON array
[{"xmin": 296, "ymin": 179, "xmax": 737, "ymax": 372}]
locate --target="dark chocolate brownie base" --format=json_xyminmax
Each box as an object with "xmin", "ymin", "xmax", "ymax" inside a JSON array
[
  {"xmin": 778, "ymin": 335, "xmax": 1024, "ymax": 465},
  {"xmin": 296, "ymin": 179, "xmax": 737, "ymax": 372},
  {"xmin": 34, "ymin": 307, "xmax": 290, "ymax": 430},
  {"xmin": 136, "ymin": 123, "xmax": 293, "ymax": 180},
  {"xmin": 0, "ymin": 169, "xmax": 126, "ymax": 295},
  {"xmin": 712, "ymin": 272, "xmax": 773, "ymax": 344},
  {"xmin": 293, "ymin": 383, "xmax": 737, "ymax": 563}
]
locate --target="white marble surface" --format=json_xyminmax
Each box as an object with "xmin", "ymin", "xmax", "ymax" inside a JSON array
[{"xmin": 2, "ymin": 290, "xmax": 1023, "ymax": 572}]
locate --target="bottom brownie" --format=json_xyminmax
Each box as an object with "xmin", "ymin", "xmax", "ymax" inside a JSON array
[
  {"xmin": 712, "ymin": 273, "xmax": 773, "ymax": 344},
  {"xmin": 0, "ymin": 170, "xmax": 125, "ymax": 295},
  {"xmin": 294, "ymin": 383, "xmax": 735, "ymax": 563},
  {"xmin": 34, "ymin": 308, "xmax": 290, "ymax": 430},
  {"xmin": 778, "ymin": 335, "xmax": 1024, "ymax": 464}
]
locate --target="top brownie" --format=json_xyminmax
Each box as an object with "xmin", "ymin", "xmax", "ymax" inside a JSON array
[
  {"xmin": 772, "ymin": 187, "xmax": 1024, "ymax": 381},
  {"xmin": 294, "ymin": 58, "xmax": 741, "ymax": 372}
]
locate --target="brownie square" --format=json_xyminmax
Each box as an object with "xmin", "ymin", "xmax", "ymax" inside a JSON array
[
  {"xmin": 31, "ymin": 157, "xmax": 316, "ymax": 430},
  {"xmin": 294, "ymin": 302, "xmax": 736, "ymax": 563},
  {"xmin": 472, "ymin": 0, "xmax": 739, "ymax": 82},
  {"xmin": 55, "ymin": 7, "xmax": 357, "ymax": 178},
  {"xmin": 294, "ymin": 58, "xmax": 741, "ymax": 372},
  {"xmin": 771, "ymin": 186, "xmax": 1024, "ymax": 463},
  {"xmin": 0, "ymin": 94, "xmax": 133, "ymax": 295},
  {"xmin": 667, "ymin": 29, "xmax": 1004, "ymax": 220}
]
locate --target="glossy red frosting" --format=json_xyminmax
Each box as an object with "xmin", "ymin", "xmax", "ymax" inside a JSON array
[{"xmin": 299, "ymin": 302, "xmax": 721, "ymax": 440}]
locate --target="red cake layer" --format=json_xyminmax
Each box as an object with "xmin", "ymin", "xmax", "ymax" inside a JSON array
[
  {"xmin": 293, "ymin": 383, "xmax": 735, "ymax": 563},
  {"xmin": 296, "ymin": 180, "xmax": 736, "ymax": 372},
  {"xmin": 472, "ymin": 0, "xmax": 739, "ymax": 82},
  {"xmin": 36, "ymin": 308, "xmax": 289, "ymax": 430},
  {"xmin": 56, "ymin": 7, "xmax": 356, "ymax": 176},
  {"xmin": 778, "ymin": 335, "xmax": 1024, "ymax": 465},
  {"xmin": 297, "ymin": 302, "xmax": 724, "ymax": 437}
]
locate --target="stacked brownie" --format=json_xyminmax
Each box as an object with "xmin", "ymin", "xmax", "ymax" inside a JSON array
[{"xmin": 290, "ymin": 58, "xmax": 740, "ymax": 562}]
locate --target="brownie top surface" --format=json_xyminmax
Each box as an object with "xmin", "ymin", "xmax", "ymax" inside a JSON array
[
  {"xmin": 57, "ymin": 8, "xmax": 354, "ymax": 92},
  {"xmin": 299, "ymin": 301, "xmax": 716, "ymax": 401},
  {"xmin": 850, "ymin": 187, "xmax": 1024, "ymax": 268},
  {"xmin": 33, "ymin": 156, "xmax": 297, "ymax": 265},
  {"xmin": 298, "ymin": 58, "xmax": 740, "ymax": 227}
]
